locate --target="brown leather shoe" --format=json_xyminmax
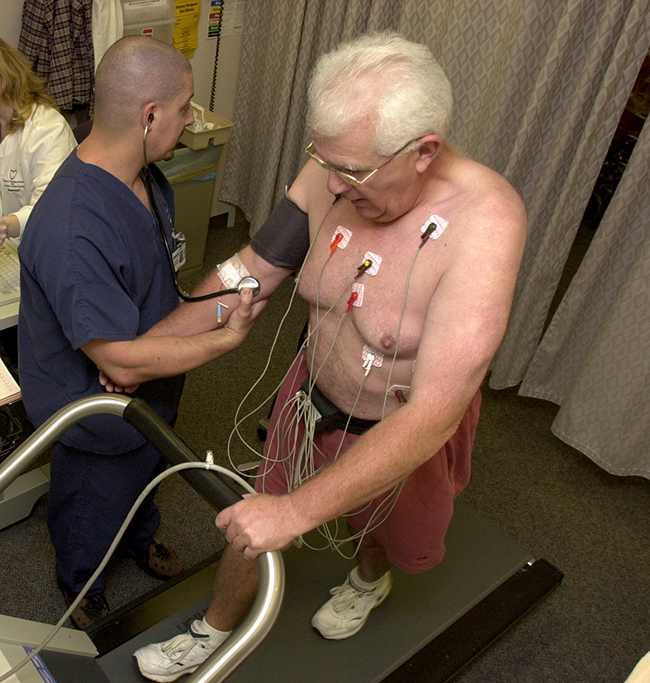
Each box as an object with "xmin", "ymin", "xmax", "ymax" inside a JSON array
[
  {"xmin": 59, "ymin": 583, "xmax": 109, "ymax": 630},
  {"xmin": 127, "ymin": 538, "xmax": 185, "ymax": 580}
]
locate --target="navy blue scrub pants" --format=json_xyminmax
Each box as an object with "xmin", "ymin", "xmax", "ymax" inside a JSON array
[{"xmin": 47, "ymin": 440, "xmax": 165, "ymax": 596}]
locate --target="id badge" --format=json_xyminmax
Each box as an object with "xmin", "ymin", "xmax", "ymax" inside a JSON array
[{"xmin": 171, "ymin": 229, "xmax": 187, "ymax": 271}]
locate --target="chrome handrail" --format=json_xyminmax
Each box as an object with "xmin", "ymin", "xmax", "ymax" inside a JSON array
[{"xmin": 0, "ymin": 395, "xmax": 284, "ymax": 683}]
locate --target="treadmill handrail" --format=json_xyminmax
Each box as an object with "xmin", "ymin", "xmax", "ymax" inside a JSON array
[{"xmin": 0, "ymin": 394, "xmax": 285, "ymax": 683}]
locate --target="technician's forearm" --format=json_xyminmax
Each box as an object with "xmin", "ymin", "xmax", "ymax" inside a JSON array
[
  {"xmin": 148, "ymin": 246, "xmax": 292, "ymax": 338},
  {"xmin": 88, "ymin": 327, "xmax": 245, "ymax": 386},
  {"xmin": 147, "ymin": 271, "xmax": 239, "ymax": 337}
]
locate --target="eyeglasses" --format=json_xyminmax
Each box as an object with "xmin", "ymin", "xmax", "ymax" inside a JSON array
[{"xmin": 305, "ymin": 138, "xmax": 420, "ymax": 187}]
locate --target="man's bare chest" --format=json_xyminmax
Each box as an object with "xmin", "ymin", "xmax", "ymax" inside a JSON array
[{"xmin": 298, "ymin": 208, "xmax": 450, "ymax": 356}]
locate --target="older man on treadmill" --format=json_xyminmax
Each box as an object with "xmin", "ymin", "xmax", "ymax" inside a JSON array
[{"xmin": 134, "ymin": 32, "xmax": 527, "ymax": 682}]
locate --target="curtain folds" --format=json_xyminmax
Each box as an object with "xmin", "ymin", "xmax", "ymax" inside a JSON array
[
  {"xmin": 521, "ymin": 115, "xmax": 650, "ymax": 477},
  {"xmin": 490, "ymin": 0, "xmax": 650, "ymax": 388},
  {"xmin": 219, "ymin": 0, "xmax": 402, "ymax": 234}
]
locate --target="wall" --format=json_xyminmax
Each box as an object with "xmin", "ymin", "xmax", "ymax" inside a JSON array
[{"xmin": 0, "ymin": 0, "xmax": 244, "ymax": 217}]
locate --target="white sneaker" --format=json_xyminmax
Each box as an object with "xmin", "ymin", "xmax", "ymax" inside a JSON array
[
  {"xmin": 133, "ymin": 620, "xmax": 223, "ymax": 682},
  {"xmin": 311, "ymin": 569, "xmax": 392, "ymax": 640}
]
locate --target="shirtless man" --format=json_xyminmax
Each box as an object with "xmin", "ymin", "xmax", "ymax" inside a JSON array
[{"xmin": 134, "ymin": 32, "xmax": 526, "ymax": 682}]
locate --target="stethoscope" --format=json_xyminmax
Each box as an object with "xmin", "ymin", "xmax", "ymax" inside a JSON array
[{"xmin": 141, "ymin": 113, "xmax": 261, "ymax": 302}]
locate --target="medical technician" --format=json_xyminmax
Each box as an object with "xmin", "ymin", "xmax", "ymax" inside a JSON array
[
  {"xmin": 0, "ymin": 37, "xmax": 75, "ymax": 246},
  {"xmin": 134, "ymin": 32, "xmax": 527, "ymax": 682},
  {"xmin": 0, "ymin": 37, "xmax": 76, "ymax": 368},
  {"xmin": 17, "ymin": 36, "xmax": 263, "ymax": 630}
]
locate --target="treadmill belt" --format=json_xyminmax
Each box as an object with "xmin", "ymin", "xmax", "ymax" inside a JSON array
[{"xmin": 94, "ymin": 499, "xmax": 561, "ymax": 683}]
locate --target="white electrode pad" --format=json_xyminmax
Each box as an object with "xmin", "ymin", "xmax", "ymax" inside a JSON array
[{"xmin": 217, "ymin": 254, "xmax": 251, "ymax": 289}]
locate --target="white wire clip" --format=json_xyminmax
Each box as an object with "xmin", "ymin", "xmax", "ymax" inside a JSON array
[
  {"xmin": 362, "ymin": 345, "xmax": 384, "ymax": 375},
  {"xmin": 205, "ymin": 450, "xmax": 214, "ymax": 469}
]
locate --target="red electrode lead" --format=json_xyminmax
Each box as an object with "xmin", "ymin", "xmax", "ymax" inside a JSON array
[
  {"xmin": 330, "ymin": 232, "xmax": 343, "ymax": 256},
  {"xmin": 346, "ymin": 291, "xmax": 359, "ymax": 312}
]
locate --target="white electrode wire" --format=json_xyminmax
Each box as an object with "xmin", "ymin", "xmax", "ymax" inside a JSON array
[
  {"xmin": 380, "ymin": 235, "xmax": 430, "ymax": 420},
  {"xmin": 303, "ymin": 290, "xmax": 351, "ymax": 392},
  {"xmin": 0, "ymin": 461, "xmax": 255, "ymax": 683},
  {"xmin": 328, "ymin": 235, "xmax": 436, "ymax": 549},
  {"xmin": 256, "ymin": 379, "xmax": 314, "ymax": 491},
  {"xmin": 306, "ymin": 252, "xmax": 334, "ymax": 384},
  {"xmin": 265, "ymin": 370, "xmax": 308, "ymax": 471},
  {"xmin": 339, "ymin": 236, "xmax": 437, "ymax": 546},
  {"xmin": 296, "ymin": 368, "xmax": 371, "ymax": 555},
  {"xmin": 229, "ymin": 208, "xmax": 430, "ymax": 559},
  {"xmin": 225, "ymin": 198, "xmax": 340, "ymax": 474},
  {"xmin": 299, "ymin": 231, "xmax": 430, "ymax": 556},
  {"xmin": 293, "ymin": 366, "xmax": 404, "ymax": 557},
  {"xmin": 249, "ymin": 273, "xmax": 360, "ymax": 489},
  {"xmin": 256, "ymin": 231, "xmax": 427, "ymax": 555},
  {"xmin": 291, "ymin": 392, "xmax": 322, "ymax": 492},
  {"xmin": 227, "ymin": 272, "xmax": 357, "ymax": 480}
]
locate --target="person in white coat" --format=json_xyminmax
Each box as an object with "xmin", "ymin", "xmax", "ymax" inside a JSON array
[{"xmin": 0, "ymin": 37, "xmax": 76, "ymax": 247}]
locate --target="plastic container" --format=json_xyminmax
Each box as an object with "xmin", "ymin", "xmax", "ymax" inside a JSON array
[
  {"xmin": 156, "ymin": 145, "xmax": 224, "ymax": 275},
  {"xmin": 179, "ymin": 103, "xmax": 234, "ymax": 150},
  {"xmin": 121, "ymin": 0, "xmax": 175, "ymax": 44}
]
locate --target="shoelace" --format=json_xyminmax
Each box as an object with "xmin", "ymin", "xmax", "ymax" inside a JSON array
[
  {"xmin": 329, "ymin": 582, "xmax": 373, "ymax": 613},
  {"xmin": 161, "ymin": 632, "xmax": 207, "ymax": 662}
]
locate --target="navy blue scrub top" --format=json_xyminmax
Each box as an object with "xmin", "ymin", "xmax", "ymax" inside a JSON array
[{"xmin": 18, "ymin": 151, "xmax": 185, "ymax": 454}]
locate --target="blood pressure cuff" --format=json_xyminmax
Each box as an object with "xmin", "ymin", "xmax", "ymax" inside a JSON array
[{"xmin": 250, "ymin": 194, "xmax": 310, "ymax": 271}]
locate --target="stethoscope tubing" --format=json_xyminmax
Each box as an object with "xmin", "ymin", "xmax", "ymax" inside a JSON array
[{"xmin": 142, "ymin": 121, "xmax": 258, "ymax": 302}]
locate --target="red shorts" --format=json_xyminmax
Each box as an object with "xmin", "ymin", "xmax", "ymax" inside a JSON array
[{"xmin": 255, "ymin": 353, "xmax": 481, "ymax": 573}]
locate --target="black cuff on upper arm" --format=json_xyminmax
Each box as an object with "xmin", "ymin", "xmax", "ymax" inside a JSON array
[{"xmin": 250, "ymin": 195, "xmax": 309, "ymax": 270}]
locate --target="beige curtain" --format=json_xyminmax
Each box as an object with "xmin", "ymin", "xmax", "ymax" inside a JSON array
[
  {"xmin": 220, "ymin": 0, "xmax": 650, "ymax": 474},
  {"xmin": 220, "ymin": 1, "xmax": 402, "ymax": 233},
  {"xmin": 222, "ymin": 1, "xmax": 649, "ymax": 235},
  {"xmin": 489, "ymin": 0, "xmax": 650, "ymax": 387},
  {"xmin": 519, "ymin": 115, "xmax": 650, "ymax": 477}
]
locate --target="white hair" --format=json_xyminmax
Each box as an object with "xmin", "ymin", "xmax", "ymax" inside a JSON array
[{"xmin": 307, "ymin": 32, "xmax": 453, "ymax": 155}]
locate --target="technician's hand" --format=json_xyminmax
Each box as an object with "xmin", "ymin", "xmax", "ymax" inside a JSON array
[
  {"xmin": 0, "ymin": 218, "xmax": 7, "ymax": 247},
  {"xmin": 215, "ymin": 493, "xmax": 304, "ymax": 561},
  {"xmin": 223, "ymin": 288, "xmax": 266, "ymax": 346},
  {"xmin": 99, "ymin": 369, "xmax": 140, "ymax": 394}
]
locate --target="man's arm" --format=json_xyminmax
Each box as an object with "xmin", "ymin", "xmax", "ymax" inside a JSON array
[
  {"xmin": 84, "ymin": 288, "xmax": 263, "ymax": 387},
  {"xmin": 147, "ymin": 160, "xmax": 312, "ymax": 339},
  {"xmin": 216, "ymin": 188, "xmax": 527, "ymax": 559},
  {"xmin": 146, "ymin": 246, "xmax": 295, "ymax": 338},
  {"xmin": 97, "ymin": 169, "xmax": 312, "ymax": 390}
]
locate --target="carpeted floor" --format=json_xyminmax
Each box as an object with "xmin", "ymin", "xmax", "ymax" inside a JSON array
[{"xmin": 0, "ymin": 218, "xmax": 649, "ymax": 683}]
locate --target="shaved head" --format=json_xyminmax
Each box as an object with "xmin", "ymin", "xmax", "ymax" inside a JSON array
[{"xmin": 94, "ymin": 36, "xmax": 192, "ymax": 133}]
